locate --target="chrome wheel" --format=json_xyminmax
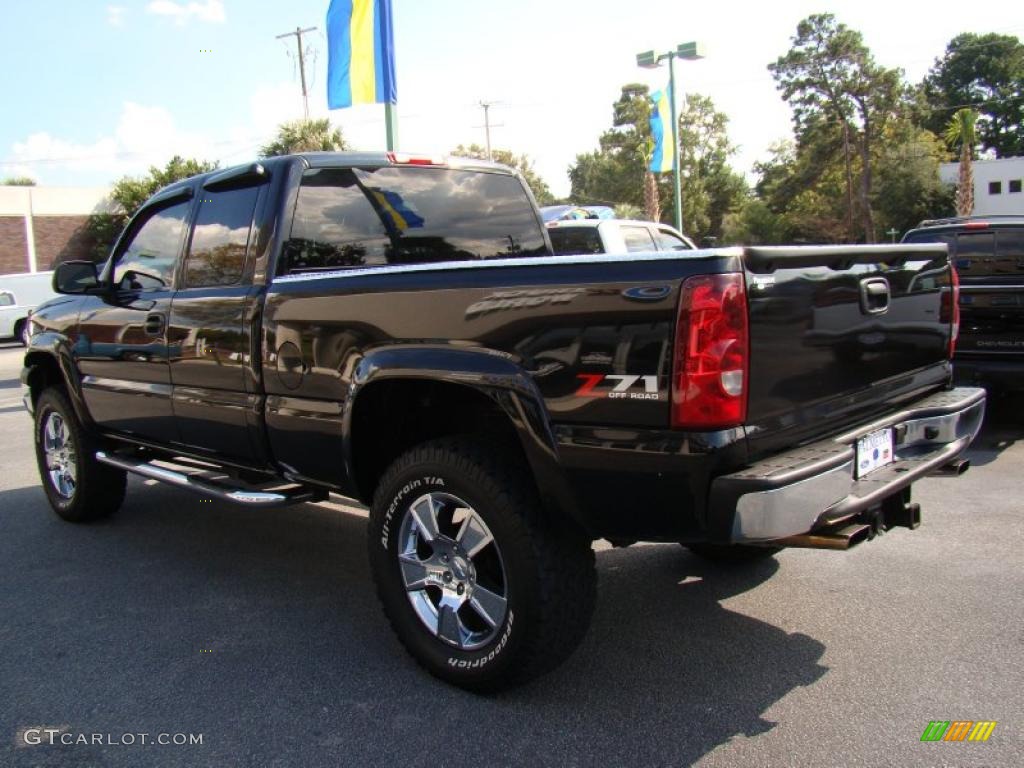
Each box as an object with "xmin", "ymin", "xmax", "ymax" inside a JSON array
[
  {"xmin": 397, "ymin": 492, "xmax": 508, "ymax": 651},
  {"xmin": 43, "ymin": 411, "xmax": 77, "ymax": 499}
]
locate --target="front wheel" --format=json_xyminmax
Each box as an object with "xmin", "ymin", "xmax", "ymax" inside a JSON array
[
  {"xmin": 368, "ymin": 437, "xmax": 596, "ymax": 691},
  {"xmin": 34, "ymin": 389, "xmax": 126, "ymax": 522}
]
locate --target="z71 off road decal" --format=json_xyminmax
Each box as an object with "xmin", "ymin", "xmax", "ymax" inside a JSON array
[{"xmin": 575, "ymin": 374, "xmax": 660, "ymax": 400}]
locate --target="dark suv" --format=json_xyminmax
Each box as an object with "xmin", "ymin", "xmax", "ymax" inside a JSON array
[{"xmin": 903, "ymin": 216, "xmax": 1024, "ymax": 391}]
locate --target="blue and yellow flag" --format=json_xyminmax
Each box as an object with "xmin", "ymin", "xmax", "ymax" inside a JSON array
[
  {"xmin": 327, "ymin": 0, "xmax": 397, "ymax": 108},
  {"xmin": 649, "ymin": 89, "xmax": 674, "ymax": 173},
  {"xmin": 369, "ymin": 188, "xmax": 425, "ymax": 232}
]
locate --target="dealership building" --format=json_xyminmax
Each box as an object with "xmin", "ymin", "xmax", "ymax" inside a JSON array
[
  {"xmin": 0, "ymin": 185, "xmax": 115, "ymax": 275},
  {"xmin": 939, "ymin": 156, "xmax": 1024, "ymax": 216}
]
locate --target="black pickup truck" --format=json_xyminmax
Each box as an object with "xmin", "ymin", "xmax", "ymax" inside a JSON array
[
  {"xmin": 903, "ymin": 215, "xmax": 1024, "ymax": 392},
  {"xmin": 23, "ymin": 152, "xmax": 984, "ymax": 690}
]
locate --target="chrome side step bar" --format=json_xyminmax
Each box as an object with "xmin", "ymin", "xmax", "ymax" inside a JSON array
[{"xmin": 95, "ymin": 451, "xmax": 316, "ymax": 508}]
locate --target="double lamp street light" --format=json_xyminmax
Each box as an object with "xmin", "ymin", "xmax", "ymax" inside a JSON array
[{"xmin": 637, "ymin": 42, "xmax": 706, "ymax": 235}]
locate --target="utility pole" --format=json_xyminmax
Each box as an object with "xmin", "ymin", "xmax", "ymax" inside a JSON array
[
  {"xmin": 276, "ymin": 25, "xmax": 317, "ymax": 119},
  {"xmin": 477, "ymin": 101, "xmax": 503, "ymax": 160}
]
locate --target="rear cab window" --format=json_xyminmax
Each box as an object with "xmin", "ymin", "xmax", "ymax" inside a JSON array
[
  {"xmin": 548, "ymin": 227, "xmax": 604, "ymax": 255},
  {"xmin": 904, "ymin": 225, "xmax": 1024, "ymax": 281},
  {"xmin": 622, "ymin": 225, "xmax": 657, "ymax": 253},
  {"xmin": 183, "ymin": 186, "xmax": 260, "ymax": 287},
  {"xmin": 654, "ymin": 228, "xmax": 693, "ymax": 251},
  {"xmin": 280, "ymin": 166, "xmax": 549, "ymax": 274}
]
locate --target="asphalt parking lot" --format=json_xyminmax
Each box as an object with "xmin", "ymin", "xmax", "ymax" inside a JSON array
[{"xmin": 1, "ymin": 341, "xmax": 1022, "ymax": 767}]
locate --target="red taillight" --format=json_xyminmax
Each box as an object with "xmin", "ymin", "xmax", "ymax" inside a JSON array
[
  {"xmin": 671, "ymin": 273, "xmax": 749, "ymax": 429},
  {"xmin": 942, "ymin": 263, "xmax": 961, "ymax": 357}
]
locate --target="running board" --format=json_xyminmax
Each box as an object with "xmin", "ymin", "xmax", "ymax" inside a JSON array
[{"xmin": 95, "ymin": 451, "xmax": 316, "ymax": 508}]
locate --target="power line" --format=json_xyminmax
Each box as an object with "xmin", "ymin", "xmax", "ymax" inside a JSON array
[{"xmin": 275, "ymin": 25, "xmax": 318, "ymax": 119}]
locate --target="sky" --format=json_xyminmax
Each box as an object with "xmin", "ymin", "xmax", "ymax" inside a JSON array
[{"xmin": 0, "ymin": 0, "xmax": 1020, "ymax": 198}]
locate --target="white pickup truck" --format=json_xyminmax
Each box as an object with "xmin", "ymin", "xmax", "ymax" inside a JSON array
[
  {"xmin": 0, "ymin": 271, "xmax": 55, "ymax": 346},
  {"xmin": 546, "ymin": 218, "xmax": 697, "ymax": 256}
]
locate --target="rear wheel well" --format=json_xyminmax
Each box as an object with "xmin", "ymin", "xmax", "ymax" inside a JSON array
[{"xmin": 350, "ymin": 379, "xmax": 527, "ymax": 504}]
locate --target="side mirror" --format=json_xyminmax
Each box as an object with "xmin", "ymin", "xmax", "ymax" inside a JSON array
[{"xmin": 53, "ymin": 261, "xmax": 100, "ymax": 294}]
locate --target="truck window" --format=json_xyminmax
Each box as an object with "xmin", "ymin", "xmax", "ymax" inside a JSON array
[
  {"xmin": 281, "ymin": 167, "xmax": 549, "ymax": 275},
  {"xmin": 654, "ymin": 228, "xmax": 693, "ymax": 251},
  {"xmin": 548, "ymin": 227, "xmax": 603, "ymax": 255},
  {"xmin": 622, "ymin": 226, "xmax": 657, "ymax": 253},
  {"xmin": 956, "ymin": 232, "xmax": 999, "ymax": 279},
  {"xmin": 997, "ymin": 229, "xmax": 1024, "ymax": 276},
  {"xmin": 184, "ymin": 186, "xmax": 260, "ymax": 287},
  {"xmin": 0, "ymin": 292, "xmax": 13, "ymax": 307},
  {"xmin": 112, "ymin": 201, "xmax": 191, "ymax": 290}
]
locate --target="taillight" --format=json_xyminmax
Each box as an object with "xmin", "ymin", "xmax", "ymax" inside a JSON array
[
  {"xmin": 672, "ymin": 273, "xmax": 749, "ymax": 429},
  {"xmin": 941, "ymin": 263, "xmax": 960, "ymax": 357}
]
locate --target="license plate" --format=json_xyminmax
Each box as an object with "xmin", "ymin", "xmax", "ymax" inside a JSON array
[{"xmin": 856, "ymin": 428, "xmax": 894, "ymax": 479}]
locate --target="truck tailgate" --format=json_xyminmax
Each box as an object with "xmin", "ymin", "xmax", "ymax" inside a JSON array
[{"xmin": 742, "ymin": 244, "xmax": 954, "ymax": 459}]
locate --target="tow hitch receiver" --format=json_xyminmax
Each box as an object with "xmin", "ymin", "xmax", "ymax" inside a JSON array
[{"xmin": 776, "ymin": 490, "xmax": 922, "ymax": 550}]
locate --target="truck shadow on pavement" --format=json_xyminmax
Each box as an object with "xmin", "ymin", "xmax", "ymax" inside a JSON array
[{"xmin": 1, "ymin": 482, "xmax": 827, "ymax": 766}]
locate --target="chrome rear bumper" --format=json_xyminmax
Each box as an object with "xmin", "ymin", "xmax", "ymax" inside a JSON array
[{"xmin": 710, "ymin": 387, "xmax": 986, "ymax": 543}]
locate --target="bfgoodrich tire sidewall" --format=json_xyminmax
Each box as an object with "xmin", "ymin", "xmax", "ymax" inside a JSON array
[{"xmin": 370, "ymin": 463, "xmax": 537, "ymax": 688}]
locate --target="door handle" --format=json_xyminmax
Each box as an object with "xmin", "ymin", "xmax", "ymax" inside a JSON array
[{"xmin": 144, "ymin": 312, "xmax": 166, "ymax": 336}]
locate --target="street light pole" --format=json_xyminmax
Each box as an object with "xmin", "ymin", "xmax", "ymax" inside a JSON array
[
  {"xmin": 667, "ymin": 52, "xmax": 682, "ymax": 235},
  {"xmin": 637, "ymin": 42, "xmax": 705, "ymax": 235}
]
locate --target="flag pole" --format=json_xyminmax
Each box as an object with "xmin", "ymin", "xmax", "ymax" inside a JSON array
[{"xmin": 385, "ymin": 102, "xmax": 398, "ymax": 151}]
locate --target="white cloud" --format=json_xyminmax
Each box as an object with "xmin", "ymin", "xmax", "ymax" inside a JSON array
[
  {"xmin": 107, "ymin": 5, "xmax": 127, "ymax": 27},
  {"xmin": 146, "ymin": 0, "xmax": 225, "ymax": 25},
  {"xmin": 7, "ymin": 102, "xmax": 224, "ymax": 182}
]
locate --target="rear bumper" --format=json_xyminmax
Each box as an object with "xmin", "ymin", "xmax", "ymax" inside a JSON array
[{"xmin": 710, "ymin": 387, "xmax": 986, "ymax": 543}]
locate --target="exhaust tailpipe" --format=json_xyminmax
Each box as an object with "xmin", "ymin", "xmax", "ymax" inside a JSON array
[
  {"xmin": 775, "ymin": 524, "xmax": 872, "ymax": 551},
  {"xmin": 933, "ymin": 458, "xmax": 970, "ymax": 476}
]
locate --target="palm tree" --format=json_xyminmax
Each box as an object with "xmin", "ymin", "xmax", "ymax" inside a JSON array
[
  {"xmin": 944, "ymin": 108, "xmax": 979, "ymax": 217},
  {"xmin": 259, "ymin": 119, "xmax": 348, "ymax": 157}
]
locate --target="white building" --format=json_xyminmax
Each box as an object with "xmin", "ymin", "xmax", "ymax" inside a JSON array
[{"xmin": 939, "ymin": 156, "xmax": 1024, "ymax": 216}]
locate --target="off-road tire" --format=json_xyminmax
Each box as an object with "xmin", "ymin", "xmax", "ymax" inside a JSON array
[
  {"xmin": 34, "ymin": 388, "xmax": 126, "ymax": 522},
  {"xmin": 368, "ymin": 437, "xmax": 596, "ymax": 691}
]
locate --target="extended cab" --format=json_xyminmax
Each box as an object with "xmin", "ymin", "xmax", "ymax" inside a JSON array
[{"xmin": 23, "ymin": 152, "xmax": 984, "ymax": 690}]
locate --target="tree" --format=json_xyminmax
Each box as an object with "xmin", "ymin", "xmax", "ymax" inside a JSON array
[
  {"xmin": 770, "ymin": 13, "xmax": 904, "ymax": 242},
  {"xmin": 568, "ymin": 85, "xmax": 744, "ymax": 241},
  {"xmin": 944, "ymin": 108, "xmax": 979, "ymax": 216},
  {"xmin": 569, "ymin": 84, "xmax": 654, "ymax": 214},
  {"xmin": 451, "ymin": 144, "xmax": 554, "ymax": 205},
  {"xmin": 259, "ymin": 118, "xmax": 347, "ymax": 157},
  {"xmin": 875, "ymin": 123, "xmax": 954, "ymax": 234},
  {"xmin": 677, "ymin": 94, "xmax": 747, "ymax": 242},
  {"xmin": 921, "ymin": 33, "xmax": 1024, "ymax": 158},
  {"xmin": 86, "ymin": 155, "xmax": 219, "ymax": 260},
  {"xmin": 2, "ymin": 176, "xmax": 36, "ymax": 186}
]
